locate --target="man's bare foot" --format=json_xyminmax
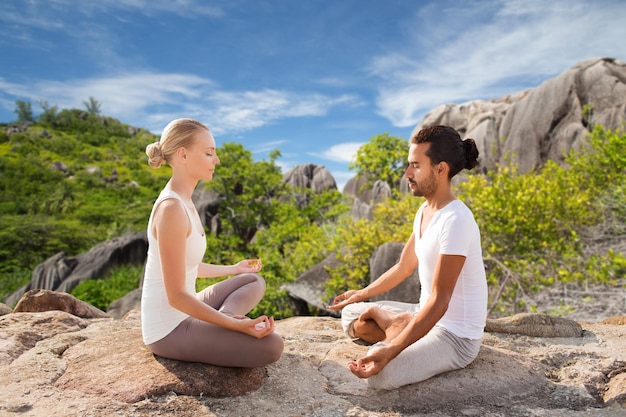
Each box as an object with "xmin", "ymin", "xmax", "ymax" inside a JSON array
[
  {"xmin": 382, "ymin": 312, "xmax": 412, "ymax": 343},
  {"xmin": 357, "ymin": 307, "xmax": 413, "ymax": 343}
]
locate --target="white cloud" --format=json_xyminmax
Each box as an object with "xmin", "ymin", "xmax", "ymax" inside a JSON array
[
  {"xmin": 313, "ymin": 142, "xmax": 364, "ymax": 163},
  {"xmin": 371, "ymin": 0, "xmax": 626, "ymax": 127},
  {"xmin": 250, "ymin": 140, "xmax": 289, "ymax": 155},
  {"xmin": 208, "ymin": 90, "xmax": 358, "ymax": 134},
  {"xmin": 1, "ymin": 72, "xmax": 358, "ymax": 134}
]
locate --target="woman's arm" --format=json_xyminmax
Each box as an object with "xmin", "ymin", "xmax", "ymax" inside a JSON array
[
  {"xmin": 197, "ymin": 259, "xmax": 262, "ymax": 278},
  {"xmin": 154, "ymin": 200, "xmax": 273, "ymax": 338}
]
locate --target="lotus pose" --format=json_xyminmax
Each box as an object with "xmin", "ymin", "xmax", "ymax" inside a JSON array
[
  {"xmin": 329, "ymin": 125, "xmax": 488, "ymax": 389},
  {"xmin": 141, "ymin": 118, "xmax": 283, "ymax": 367}
]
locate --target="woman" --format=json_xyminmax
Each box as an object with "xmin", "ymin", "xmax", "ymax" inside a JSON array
[{"xmin": 141, "ymin": 118, "xmax": 283, "ymax": 367}]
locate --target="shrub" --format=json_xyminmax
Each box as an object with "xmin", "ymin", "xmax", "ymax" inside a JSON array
[{"xmin": 71, "ymin": 264, "xmax": 142, "ymax": 311}]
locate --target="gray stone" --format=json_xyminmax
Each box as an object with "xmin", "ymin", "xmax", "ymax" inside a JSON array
[
  {"xmin": 486, "ymin": 312, "xmax": 583, "ymax": 337},
  {"xmin": 107, "ymin": 287, "xmax": 142, "ymax": 319},
  {"xmin": 0, "ymin": 303, "xmax": 11, "ymax": 316},
  {"xmin": 369, "ymin": 242, "xmax": 420, "ymax": 303},
  {"xmin": 283, "ymin": 253, "xmax": 341, "ymax": 317},
  {"xmin": 4, "ymin": 231, "xmax": 147, "ymax": 306},
  {"xmin": 13, "ymin": 289, "xmax": 109, "ymax": 319},
  {"xmin": 54, "ymin": 323, "xmax": 266, "ymax": 402},
  {"xmin": 283, "ymin": 163, "xmax": 337, "ymax": 193},
  {"xmin": 412, "ymin": 57, "xmax": 626, "ymax": 173}
]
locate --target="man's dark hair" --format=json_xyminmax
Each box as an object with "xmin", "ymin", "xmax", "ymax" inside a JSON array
[{"xmin": 411, "ymin": 125, "xmax": 479, "ymax": 179}]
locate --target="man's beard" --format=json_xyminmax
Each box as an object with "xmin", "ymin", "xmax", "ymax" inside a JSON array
[{"xmin": 409, "ymin": 172, "xmax": 437, "ymax": 197}]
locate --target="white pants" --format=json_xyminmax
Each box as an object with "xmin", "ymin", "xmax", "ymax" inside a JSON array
[{"xmin": 341, "ymin": 301, "xmax": 482, "ymax": 390}]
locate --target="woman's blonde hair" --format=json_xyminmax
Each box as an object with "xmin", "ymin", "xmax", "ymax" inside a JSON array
[{"xmin": 146, "ymin": 118, "xmax": 210, "ymax": 168}]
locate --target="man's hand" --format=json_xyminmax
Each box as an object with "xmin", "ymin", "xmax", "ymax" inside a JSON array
[
  {"xmin": 348, "ymin": 343, "xmax": 393, "ymax": 378},
  {"xmin": 327, "ymin": 289, "xmax": 362, "ymax": 311}
]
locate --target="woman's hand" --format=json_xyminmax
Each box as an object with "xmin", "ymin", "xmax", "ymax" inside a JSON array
[
  {"xmin": 232, "ymin": 314, "xmax": 275, "ymax": 339},
  {"xmin": 234, "ymin": 259, "xmax": 263, "ymax": 274},
  {"xmin": 327, "ymin": 289, "xmax": 362, "ymax": 311}
]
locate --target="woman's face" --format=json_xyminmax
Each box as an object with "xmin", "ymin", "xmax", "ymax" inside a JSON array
[{"xmin": 187, "ymin": 129, "xmax": 220, "ymax": 182}]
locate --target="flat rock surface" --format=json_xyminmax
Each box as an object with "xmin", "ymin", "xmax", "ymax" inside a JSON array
[{"xmin": 0, "ymin": 312, "xmax": 624, "ymax": 416}]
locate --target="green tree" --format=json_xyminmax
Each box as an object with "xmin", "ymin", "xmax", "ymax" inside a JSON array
[
  {"xmin": 14, "ymin": 100, "xmax": 34, "ymax": 123},
  {"xmin": 206, "ymin": 142, "xmax": 286, "ymax": 248},
  {"xmin": 83, "ymin": 96, "xmax": 102, "ymax": 115},
  {"xmin": 349, "ymin": 133, "xmax": 407, "ymax": 190},
  {"xmin": 37, "ymin": 99, "xmax": 59, "ymax": 125}
]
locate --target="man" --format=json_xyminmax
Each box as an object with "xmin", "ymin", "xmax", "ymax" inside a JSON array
[{"xmin": 328, "ymin": 125, "xmax": 488, "ymax": 389}]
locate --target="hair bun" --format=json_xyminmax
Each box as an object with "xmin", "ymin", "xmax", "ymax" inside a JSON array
[
  {"xmin": 146, "ymin": 141, "xmax": 165, "ymax": 168},
  {"xmin": 463, "ymin": 138, "xmax": 480, "ymax": 170}
]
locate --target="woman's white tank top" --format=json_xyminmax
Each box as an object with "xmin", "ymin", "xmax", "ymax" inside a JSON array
[{"xmin": 141, "ymin": 189, "xmax": 207, "ymax": 345}]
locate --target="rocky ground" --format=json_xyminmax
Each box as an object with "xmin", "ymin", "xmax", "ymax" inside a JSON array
[{"xmin": 0, "ymin": 284, "xmax": 624, "ymax": 417}]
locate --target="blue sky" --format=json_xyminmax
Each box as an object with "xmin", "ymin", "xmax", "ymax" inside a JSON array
[{"xmin": 1, "ymin": 0, "xmax": 625, "ymax": 191}]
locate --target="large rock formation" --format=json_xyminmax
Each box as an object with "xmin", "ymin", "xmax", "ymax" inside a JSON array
[
  {"xmin": 3, "ymin": 231, "xmax": 148, "ymax": 307},
  {"xmin": 0, "ymin": 291, "xmax": 624, "ymax": 417},
  {"xmin": 283, "ymin": 163, "xmax": 337, "ymax": 193},
  {"xmin": 368, "ymin": 242, "xmax": 420, "ymax": 303},
  {"xmin": 412, "ymin": 57, "xmax": 626, "ymax": 173},
  {"xmin": 284, "ymin": 253, "xmax": 342, "ymax": 317},
  {"xmin": 285, "ymin": 242, "xmax": 421, "ymax": 315}
]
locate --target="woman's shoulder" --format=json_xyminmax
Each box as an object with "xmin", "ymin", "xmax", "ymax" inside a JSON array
[{"xmin": 153, "ymin": 191, "xmax": 187, "ymax": 220}]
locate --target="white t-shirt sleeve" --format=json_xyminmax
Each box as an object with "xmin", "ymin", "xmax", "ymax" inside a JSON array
[{"xmin": 439, "ymin": 210, "xmax": 473, "ymax": 257}]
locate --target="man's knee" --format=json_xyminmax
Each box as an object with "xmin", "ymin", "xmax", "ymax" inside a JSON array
[
  {"xmin": 340, "ymin": 302, "xmax": 368, "ymax": 337},
  {"xmin": 367, "ymin": 369, "xmax": 397, "ymax": 390}
]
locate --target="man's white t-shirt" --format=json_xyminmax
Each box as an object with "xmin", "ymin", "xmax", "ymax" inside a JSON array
[{"xmin": 414, "ymin": 199, "xmax": 487, "ymax": 339}]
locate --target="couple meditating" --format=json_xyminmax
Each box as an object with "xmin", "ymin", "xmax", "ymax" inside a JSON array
[{"xmin": 140, "ymin": 118, "xmax": 487, "ymax": 390}]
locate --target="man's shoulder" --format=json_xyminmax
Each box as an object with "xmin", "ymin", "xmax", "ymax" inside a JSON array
[
  {"xmin": 446, "ymin": 199, "xmax": 472, "ymax": 215},
  {"xmin": 442, "ymin": 200, "xmax": 477, "ymax": 225}
]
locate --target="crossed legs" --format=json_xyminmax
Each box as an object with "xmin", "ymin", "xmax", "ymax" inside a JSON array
[
  {"xmin": 341, "ymin": 300, "xmax": 418, "ymax": 344},
  {"xmin": 353, "ymin": 305, "xmax": 413, "ymax": 344}
]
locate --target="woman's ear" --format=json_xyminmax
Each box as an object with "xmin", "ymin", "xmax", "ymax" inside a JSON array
[{"xmin": 175, "ymin": 146, "xmax": 187, "ymax": 162}]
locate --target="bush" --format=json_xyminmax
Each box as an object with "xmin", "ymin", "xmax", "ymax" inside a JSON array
[{"xmin": 71, "ymin": 264, "xmax": 142, "ymax": 311}]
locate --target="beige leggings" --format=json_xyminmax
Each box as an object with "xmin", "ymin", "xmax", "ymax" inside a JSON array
[
  {"xmin": 147, "ymin": 273, "xmax": 284, "ymax": 368},
  {"xmin": 342, "ymin": 301, "xmax": 481, "ymax": 389}
]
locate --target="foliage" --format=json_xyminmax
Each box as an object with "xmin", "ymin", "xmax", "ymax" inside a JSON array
[
  {"xmin": 0, "ymin": 106, "xmax": 165, "ymax": 297},
  {"xmin": 458, "ymin": 126, "xmax": 626, "ymax": 315},
  {"xmin": 248, "ymin": 190, "xmax": 349, "ymax": 318},
  {"xmin": 13, "ymin": 100, "xmax": 34, "ymax": 123},
  {"xmin": 206, "ymin": 142, "xmax": 285, "ymax": 244},
  {"xmin": 349, "ymin": 133, "xmax": 407, "ymax": 192},
  {"xmin": 325, "ymin": 195, "xmax": 420, "ymax": 301},
  {"xmin": 326, "ymin": 126, "xmax": 625, "ymax": 317},
  {"xmin": 83, "ymin": 96, "xmax": 102, "ymax": 115},
  {"xmin": 2, "ymin": 102, "xmax": 624, "ymax": 322},
  {"xmin": 71, "ymin": 264, "xmax": 143, "ymax": 311},
  {"xmin": 195, "ymin": 183, "xmax": 350, "ymax": 319}
]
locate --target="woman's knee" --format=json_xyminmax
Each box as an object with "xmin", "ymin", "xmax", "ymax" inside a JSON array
[
  {"xmin": 242, "ymin": 272, "xmax": 265, "ymax": 290},
  {"xmin": 262, "ymin": 333, "xmax": 284, "ymax": 364}
]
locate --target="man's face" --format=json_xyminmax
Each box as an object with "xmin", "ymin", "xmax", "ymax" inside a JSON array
[{"xmin": 405, "ymin": 142, "xmax": 438, "ymax": 198}]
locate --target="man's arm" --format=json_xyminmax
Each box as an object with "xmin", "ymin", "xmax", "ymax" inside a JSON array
[
  {"xmin": 349, "ymin": 254, "xmax": 466, "ymax": 378},
  {"xmin": 329, "ymin": 233, "xmax": 418, "ymax": 310}
]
